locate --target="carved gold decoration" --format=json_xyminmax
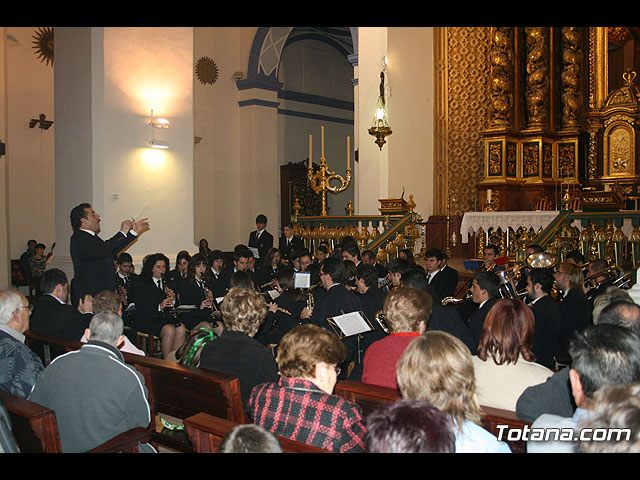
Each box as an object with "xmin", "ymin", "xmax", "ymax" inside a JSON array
[
  {"xmin": 560, "ymin": 27, "xmax": 584, "ymax": 128},
  {"xmin": 489, "ymin": 27, "xmax": 514, "ymax": 128},
  {"xmin": 525, "ymin": 27, "xmax": 549, "ymax": 127}
]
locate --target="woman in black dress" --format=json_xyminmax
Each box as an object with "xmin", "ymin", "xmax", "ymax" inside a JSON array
[{"xmin": 175, "ymin": 253, "xmax": 218, "ymax": 330}]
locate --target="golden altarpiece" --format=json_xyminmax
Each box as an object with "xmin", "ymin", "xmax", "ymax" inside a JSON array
[{"xmin": 428, "ymin": 27, "xmax": 640, "ymax": 270}]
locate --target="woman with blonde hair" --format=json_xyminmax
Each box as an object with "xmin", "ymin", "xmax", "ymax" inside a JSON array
[
  {"xmin": 396, "ymin": 331, "xmax": 511, "ymax": 453},
  {"xmin": 199, "ymin": 287, "xmax": 279, "ymax": 411}
]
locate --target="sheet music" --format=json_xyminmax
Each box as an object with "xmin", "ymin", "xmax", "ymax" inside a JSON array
[
  {"xmin": 293, "ymin": 271, "xmax": 311, "ymax": 289},
  {"xmin": 248, "ymin": 247, "xmax": 260, "ymax": 258},
  {"xmin": 331, "ymin": 311, "xmax": 372, "ymax": 337},
  {"xmin": 266, "ymin": 289, "xmax": 280, "ymax": 300}
]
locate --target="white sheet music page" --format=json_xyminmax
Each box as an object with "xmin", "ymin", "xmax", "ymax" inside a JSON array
[{"xmin": 332, "ymin": 311, "xmax": 372, "ymax": 337}]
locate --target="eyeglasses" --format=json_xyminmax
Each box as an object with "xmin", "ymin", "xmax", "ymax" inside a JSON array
[{"xmin": 16, "ymin": 305, "xmax": 33, "ymax": 313}]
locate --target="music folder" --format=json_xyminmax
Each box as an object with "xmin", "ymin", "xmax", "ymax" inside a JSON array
[
  {"xmin": 293, "ymin": 271, "xmax": 311, "ymax": 289},
  {"xmin": 327, "ymin": 311, "xmax": 373, "ymax": 339}
]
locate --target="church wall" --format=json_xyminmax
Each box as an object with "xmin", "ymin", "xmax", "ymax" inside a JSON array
[{"xmin": 2, "ymin": 27, "xmax": 55, "ymax": 285}]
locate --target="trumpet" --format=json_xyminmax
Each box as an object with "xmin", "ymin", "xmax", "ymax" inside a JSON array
[
  {"xmin": 442, "ymin": 291, "xmax": 472, "ymax": 306},
  {"xmin": 374, "ymin": 310, "xmax": 391, "ymax": 334}
]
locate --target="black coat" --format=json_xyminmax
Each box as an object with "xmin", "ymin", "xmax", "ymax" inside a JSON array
[
  {"xmin": 278, "ymin": 235, "xmax": 305, "ymax": 264},
  {"xmin": 530, "ymin": 294, "xmax": 561, "ymax": 370},
  {"xmin": 468, "ymin": 297, "xmax": 498, "ymax": 355},
  {"xmin": 557, "ymin": 288, "xmax": 592, "ymax": 360},
  {"xmin": 428, "ymin": 265, "xmax": 459, "ymax": 301},
  {"xmin": 428, "ymin": 304, "xmax": 476, "ymax": 354},
  {"xmin": 30, "ymin": 294, "xmax": 93, "ymax": 341},
  {"xmin": 248, "ymin": 230, "xmax": 274, "ymax": 265},
  {"xmin": 69, "ymin": 229, "xmax": 137, "ymax": 304}
]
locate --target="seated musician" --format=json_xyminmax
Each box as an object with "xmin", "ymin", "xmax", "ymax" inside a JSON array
[
  {"xmin": 361, "ymin": 249, "xmax": 388, "ymax": 281},
  {"xmin": 585, "ymin": 258, "xmax": 613, "ymax": 307},
  {"xmin": 396, "ymin": 331, "xmax": 511, "ymax": 453},
  {"xmin": 554, "ymin": 261, "xmax": 592, "ymax": 363},
  {"xmin": 114, "ymin": 252, "xmax": 135, "ymax": 307},
  {"xmin": 514, "ymin": 244, "xmax": 544, "ymax": 293},
  {"xmin": 199, "ymin": 287, "xmax": 278, "ymax": 412},
  {"xmin": 298, "ymin": 250, "xmax": 313, "ymax": 272},
  {"xmin": 174, "ymin": 253, "xmax": 219, "ymax": 331},
  {"xmin": 482, "ymin": 244, "xmax": 502, "ymax": 271},
  {"xmin": 208, "ymin": 249, "xmax": 226, "ymax": 299},
  {"xmin": 361, "ymin": 286, "xmax": 430, "ymax": 389},
  {"xmin": 219, "ymin": 248, "xmax": 254, "ymax": 293},
  {"xmin": 424, "ymin": 248, "xmax": 459, "ymax": 301},
  {"xmin": 130, "ymin": 253, "xmax": 187, "ymax": 359},
  {"xmin": 526, "ymin": 268, "xmax": 561, "ymax": 370},
  {"xmin": 255, "ymin": 247, "xmax": 280, "ymax": 291},
  {"xmin": 248, "ymin": 324, "xmax": 366, "ymax": 453},
  {"xmin": 314, "ymin": 245, "xmax": 329, "ymax": 265},
  {"xmin": 398, "ymin": 248, "xmax": 416, "ymax": 266},
  {"xmin": 467, "ymin": 270, "xmax": 501, "ymax": 354},
  {"xmin": 255, "ymin": 268, "xmax": 306, "ymax": 347},
  {"xmin": 167, "ymin": 250, "xmax": 190, "ymax": 285},
  {"xmin": 565, "ymin": 249, "xmax": 585, "ymax": 267}
]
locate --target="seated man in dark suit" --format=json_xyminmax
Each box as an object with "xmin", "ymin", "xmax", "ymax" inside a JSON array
[
  {"xmin": 300, "ymin": 257, "xmax": 363, "ymax": 378},
  {"xmin": 218, "ymin": 248, "xmax": 255, "ymax": 295},
  {"xmin": 277, "ymin": 222, "xmax": 304, "ymax": 267},
  {"xmin": 526, "ymin": 268, "xmax": 562, "ymax": 370},
  {"xmin": 585, "ymin": 258, "xmax": 614, "ymax": 308},
  {"xmin": 402, "ymin": 268, "xmax": 476, "ymax": 354},
  {"xmin": 248, "ymin": 214, "xmax": 274, "ymax": 268},
  {"xmin": 424, "ymin": 248, "xmax": 459, "ymax": 301},
  {"xmin": 30, "ymin": 268, "xmax": 93, "ymax": 341},
  {"xmin": 467, "ymin": 270, "xmax": 501, "ymax": 354},
  {"xmin": 361, "ymin": 250, "xmax": 388, "ymax": 283}
]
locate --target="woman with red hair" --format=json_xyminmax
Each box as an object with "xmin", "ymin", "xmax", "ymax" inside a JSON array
[{"xmin": 472, "ymin": 298, "xmax": 554, "ymax": 411}]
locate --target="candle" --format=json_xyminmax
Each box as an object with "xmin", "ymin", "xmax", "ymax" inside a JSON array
[
  {"xmin": 321, "ymin": 126, "xmax": 325, "ymax": 159},
  {"xmin": 309, "ymin": 134, "xmax": 312, "ymax": 168},
  {"xmin": 347, "ymin": 136, "xmax": 351, "ymax": 170},
  {"xmin": 487, "ymin": 189, "xmax": 492, "ymax": 202}
]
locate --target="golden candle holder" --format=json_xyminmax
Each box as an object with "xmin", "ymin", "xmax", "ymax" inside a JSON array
[{"xmin": 307, "ymin": 126, "xmax": 352, "ymax": 216}]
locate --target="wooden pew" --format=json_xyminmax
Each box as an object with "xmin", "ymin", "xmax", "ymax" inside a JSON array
[
  {"xmin": 0, "ymin": 390, "xmax": 150, "ymax": 453},
  {"xmin": 333, "ymin": 380, "xmax": 531, "ymax": 453},
  {"xmin": 183, "ymin": 412, "xmax": 330, "ymax": 453},
  {"xmin": 24, "ymin": 330, "xmax": 246, "ymax": 452}
]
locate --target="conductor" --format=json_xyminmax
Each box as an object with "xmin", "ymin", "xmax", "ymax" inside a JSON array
[{"xmin": 69, "ymin": 203, "xmax": 149, "ymax": 306}]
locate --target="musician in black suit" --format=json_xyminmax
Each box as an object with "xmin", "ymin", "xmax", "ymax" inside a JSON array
[
  {"xmin": 526, "ymin": 268, "xmax": 562, "ymax": 370},
  {"xmin": 207, "ymin": 250, "xmax": 226, "ymax": 299},
  {"xmin": 30, "ymin": 268, "xmax": 93, "ymax": 341},
  {"xmin": 277, "ymin": 222, "xmax": 304, "ymax": 267},
  {"xmin": 218, "ymin": 249, "xmax": 255, "ymax": 294},
  {"xmin": 585, "ymin": 258, "xmax": 613, "ymax": 308},
  {"xmin": 173, "ymin": 253, "xmax": 219, "ymax": 330},
  {"xmin": 69, "ymin": 203, "xmax": 148, "ymax": 307},
  {"xmin": 402, "ymin": 268, "xmax": 476, "ymax": 354},
  {"xmin": 248, "ymin": 214, "xmax": 274, "ymax": 267},
  {"xmin": 554, "ymin": 262, "xmax": 592, "ymax": 363},
  {"xmin": 300, "ymin": 257, "xmax": 363, "ymax": 378},
  {"xmin": 424, "ymin": 248, "xmax": 459, "ymax": 301},
  {"xmin": 255, "ymin": 248, "xmax": 280, "ymax": 291},
  {"xmin": 130, "ymin": 253, "xmax": 187, "ymax": 359},
  {"xmin": 468, "ymin": 270, "xmax": 500, "ymax": 354}
]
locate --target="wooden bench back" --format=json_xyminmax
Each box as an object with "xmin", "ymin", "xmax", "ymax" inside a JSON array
[
  {"xmin": 183, "ymin": 412, "xmax": 330, "ymax": 453},
  {"xmin": 0, "ymin": 389, "xmax": 61, "ymax": 453},
  {"xmin": 333, "ymin": 380, "xmax": 531, "ymax": 453}
]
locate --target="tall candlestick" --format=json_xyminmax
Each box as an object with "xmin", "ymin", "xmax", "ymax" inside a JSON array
[
  {"xmin": 309, "ymin": 134, "xmax": 312, "ymax": 168},
  {"xmin": 347, "ymin": 136, "xmax": 351, "ymax": 170},
  {"xmin": 321, "ymin": 126, "xmax": 325, "ymax": 159},
  {"xmin": 487, "ymin": 189, "xmax": 492, "ymax": 202}
]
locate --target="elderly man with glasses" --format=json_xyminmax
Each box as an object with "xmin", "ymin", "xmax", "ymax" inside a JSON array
[{"xmin": 0, "ymin": 290, "xmax": 44, "ymax": 398}]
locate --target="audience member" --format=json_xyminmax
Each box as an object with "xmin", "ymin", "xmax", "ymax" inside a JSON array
[
  {"xmin": 79, "ymin": 290, "xmax": 145, "ymax": 356},
  {"xmin": 473, "ymin": 298, "xmax": 553, "ymax": 411},
  {"xmin": 516, "ymin": 297, "xmax": 640, "ymax": 423},
  {"xmin": 576, "ymin": 382, "xmax": 640, "ymax": 453},
  {"xmin": 220, "ymin": 424, "xmax": 282, "ymax": 453},
  {"xmin": 28, "ymin": 243, "xmax": 50, "ymax": 291},
  {"xmin": 249, "ymin": 324, "xmax": 366, "ymax": 453},
  {"xmin": 29, "ymin": 311, "xmax": 154, "ymax": 452},
  {"xmin": 169, "ymin": 326, "xmax": 219, "ymax": 367},
  {"xmin": 396, "ymin": 331, "xmax": 511, "ymax": 453},
  {"xmin": 0, "ymin": 290, "xmax": 44, "ymax": 398},
  {"xmin": 361, "ymin": 287, "xmax": 430, "ymax": 389},
  {"xmin": 365, "ymin": 398, "xmax": 456, "ymax": 453},
  {"xmin": 19, "ymin": 239, "xmax": 37, "ymax": 282},
  {"xmin": 528, "ymin": 324, "xmax": 640, "ymax": 453},
  {"xmin": 30, "ymin": 268, "xmax": 93, "ymax": 341},
  {"xmin": 592, "ymin": 287, "xmax": 633, "ymax": 325},
  {"xmin": 199, "ymin": 287, "xmax": 278, "ymax": 411}
]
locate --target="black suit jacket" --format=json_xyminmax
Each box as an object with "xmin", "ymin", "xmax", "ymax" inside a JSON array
[
  {"xmin": 278, "ymin": 235, "xmax": 304, "ymax": 264},
  {"xmin": 30, "ymin": 294, "xmax": 93, "ymax": 341},
  {"xmin": 248, "ymin": 230, "xmax": 274, "ymax": 265},
  {"xmin": 468, "ymin": 297, "xmax": 497, "ymax": 355},
  {"xmin": 428, "ymin": 265, "xmax": 459, "ymax": 301},
  {"xmin": 70, "ymin": 229, "xmax": 137, "ymax": 304},
  {"xmin": 557, "ymin": 288, "xmax": 592, "ymax": 359},
  {"xmin": 428, "ymin": 305, "xmax": 476, "ymax": 354},
  {"xmin": 530, "ymin": 294, "xmax": 562, "ymax": 370}
]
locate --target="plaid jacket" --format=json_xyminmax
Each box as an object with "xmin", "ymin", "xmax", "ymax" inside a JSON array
[{"xmin": 248, "ymin": 377, "xmax": 366, "ymax": 453}]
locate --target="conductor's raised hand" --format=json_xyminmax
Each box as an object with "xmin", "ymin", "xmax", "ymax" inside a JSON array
[{"xmin": 133, "ymin": 217, "xmax": 150, "ymax": 234}]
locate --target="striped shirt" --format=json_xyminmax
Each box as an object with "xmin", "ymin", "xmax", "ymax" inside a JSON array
[{"xmin": 248, "ymin": 376, "xmax": 366, "ymax": 453}]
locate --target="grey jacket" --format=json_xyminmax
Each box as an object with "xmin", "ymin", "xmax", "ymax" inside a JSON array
[{"xmin": 29, "ymin": 340, "xmax": 152, "ymax": 452}]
